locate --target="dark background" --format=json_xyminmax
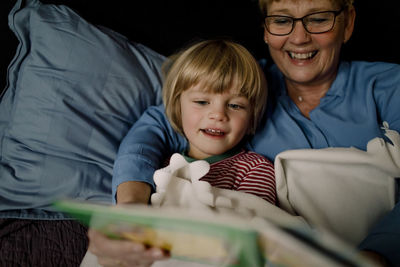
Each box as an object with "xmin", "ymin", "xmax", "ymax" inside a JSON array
[{"xmin": 1, "ymin": 0, "xmax": 399, "ymax": 93}]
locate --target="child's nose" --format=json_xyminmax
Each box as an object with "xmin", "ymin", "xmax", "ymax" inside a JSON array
[{"xmin": 208, "ymin": 107, "xmax": 227, "ymax": 121}]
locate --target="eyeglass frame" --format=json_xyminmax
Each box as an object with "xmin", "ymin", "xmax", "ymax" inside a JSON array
[{"xmin": 264, "ymin": 8, "xmax": 344, "ymax": 36}]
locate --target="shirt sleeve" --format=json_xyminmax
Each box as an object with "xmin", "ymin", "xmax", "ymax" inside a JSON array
[
  {"xmin": 111, "ymin": 105, "xmax": 187, "ymax": 202},
  {"xmin": 238, "ymin": 156, "xmax": 276, "ymax": 205},
  {"xmin": 374, "ymin": 63, "xmax": 400, "ymax": 132},
  {"xmin": 358, "ymin": 201, "xmax": 400, "ymax": 266},
  {"xmin": 360, "ymin": 63, "xmax": 400, "ymax": 265}
]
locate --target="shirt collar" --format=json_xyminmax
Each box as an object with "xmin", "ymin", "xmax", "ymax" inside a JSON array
[
  {"xmin": 272, "ymin": 61, "xmax": 349, "ymax": 99},
  {"xmin": 182, "ymin": 146, "xmax": 243, "ymax": 164}
]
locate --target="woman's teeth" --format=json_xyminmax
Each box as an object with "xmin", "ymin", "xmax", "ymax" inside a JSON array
[{"xmin": 289, "ymin": 51, "xmax": 317, "ymax": 59}]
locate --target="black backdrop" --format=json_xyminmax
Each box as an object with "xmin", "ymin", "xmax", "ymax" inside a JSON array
[{"xmin": 1, "ymin": 0, "xmax": 399, "ymax": 93}]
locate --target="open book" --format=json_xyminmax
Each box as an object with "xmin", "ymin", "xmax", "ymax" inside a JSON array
[{"xmin": 53, "ymin": 199, "xmax": 374, "ymax": 267}]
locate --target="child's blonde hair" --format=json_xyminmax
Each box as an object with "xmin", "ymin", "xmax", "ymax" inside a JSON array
[{"xmin": 162, "ymin": 39, "xmax": 267, "ymax": 136}]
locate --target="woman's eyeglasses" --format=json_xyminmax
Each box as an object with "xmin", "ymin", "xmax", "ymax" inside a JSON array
[{"xmin": 264, "ymin": 9, "xmax": 344, "ymax": 36}]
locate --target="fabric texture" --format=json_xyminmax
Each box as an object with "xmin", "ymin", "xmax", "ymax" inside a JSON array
[
  {"xmin": 0, "ymin": 219, "xmax": 88, "ymax": 267},
  {"xmin": 0, "ymin": 0, "xmax": 165, "ymax": 219},
  {"xmin": 358, "ymin": 201, "xmax": 400, "ymax": 265},
  {"xmin": 274, "ymin": 123, "xmax": 399, "ymax": 246},
  {"xmin": 196, "ymin": 150, "xmax": 276, "ymax": 204},
  {"xmin": 252, "ymin": 61, "xmax": 400, "ymax": 161}
]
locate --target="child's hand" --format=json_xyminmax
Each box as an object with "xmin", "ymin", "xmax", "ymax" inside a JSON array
[{"xmin": 87, "ymin": 228, "xmax": 169, "ymax": 267}]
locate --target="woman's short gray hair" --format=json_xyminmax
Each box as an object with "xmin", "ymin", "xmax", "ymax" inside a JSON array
[{"xmin": 258, "ymin": 0, "xmax": 354, "ymax": 17}]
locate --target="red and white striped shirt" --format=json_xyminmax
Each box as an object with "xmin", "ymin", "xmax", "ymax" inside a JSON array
[{"xmin": 198, "ymin": 150, "xmax": 276, "ymax": 205}]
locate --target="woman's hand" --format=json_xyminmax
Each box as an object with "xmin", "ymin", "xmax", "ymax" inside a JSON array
[{"xmin": 88, "ymin": 228, "xmax": 169, "ymax": 267}]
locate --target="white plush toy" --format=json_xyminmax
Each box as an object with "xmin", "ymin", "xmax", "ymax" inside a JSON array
[
  {"xmin": 150, "ymin": 153, "xmax": 304, "ymax": 225},
  {"xmin": 151, "ymin": 153, "xmax": 232, "ymax": 210}
]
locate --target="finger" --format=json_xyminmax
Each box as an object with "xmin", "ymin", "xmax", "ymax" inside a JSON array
[
  {"xmin": 121, "ymin": 246, "xmax": 169, "ymax": 266},
  {"xmin": 97, "ymin": 257, "xmax": 123, "ymax": 267},
  {"xmin": 144, "ymin": 247, "xmax": 170, "ymax": 260},
  {"xmin": 88, "ymin": 229, "xmax": 146, "ymax": 257},
  {"xmin": 97, "ymin": 256, "xmax": 153, "ymax": 267}
]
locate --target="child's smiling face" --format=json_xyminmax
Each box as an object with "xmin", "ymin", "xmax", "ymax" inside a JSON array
[{"xmin": 180, "ymin": 82, "xmax": 251, "ymax": 160}]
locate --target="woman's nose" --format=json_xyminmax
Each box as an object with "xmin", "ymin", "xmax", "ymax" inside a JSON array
[{"xmin": 290, "ymin": 20, "xmax": 311, "ymax": 43}]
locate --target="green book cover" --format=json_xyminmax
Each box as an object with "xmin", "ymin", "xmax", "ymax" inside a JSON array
[
  {"xmin": 54, "ymin": 200, "xmax": 263, "ymax": 266},
  {"xmin": 53, "ymin": 199, "xmax": 375, "ymax": 267}
]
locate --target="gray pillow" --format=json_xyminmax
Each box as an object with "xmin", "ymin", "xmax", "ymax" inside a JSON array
[{"xmin": 0, "ymin": 0, "xmax": 164, "ymax": 217}]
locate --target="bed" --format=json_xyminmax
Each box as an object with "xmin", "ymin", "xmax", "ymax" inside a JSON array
[{"xmin": 0, "ymin": 0, "xmax": 399, "ymax": 266}]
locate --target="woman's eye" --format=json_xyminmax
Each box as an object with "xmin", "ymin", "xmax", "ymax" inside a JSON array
[
  {"xmin": 308, "ymin": 17, "xmax": 329, "ymax": 24},
  {"xmin": 274, "ymin": 17, "xmax": 292, "ymax": 25}
]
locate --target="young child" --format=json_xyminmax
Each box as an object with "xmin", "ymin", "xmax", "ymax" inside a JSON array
[
  {"xmin": 161, "ymin": 39, "xmax": 276, "ymax": 204},
  {"xmin": 83, "ymin": 39, "xmax": 279, "ymax": 267}
]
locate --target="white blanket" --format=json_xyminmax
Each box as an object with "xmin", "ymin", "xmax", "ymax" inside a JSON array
[{"xmin": 275, "ymin": 122, "xmax": 399, "ymax": 245}]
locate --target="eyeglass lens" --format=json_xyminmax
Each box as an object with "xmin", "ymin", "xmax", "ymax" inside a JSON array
[{"xmin": 265, "ymin": 11, "xmax": 337, "ymax": 35}]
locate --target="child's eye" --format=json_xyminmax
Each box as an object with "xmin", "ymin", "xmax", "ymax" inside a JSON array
[
  {"xmin": 193, "ymin": 100, "xmax": 208, "ymax": 105},
  {"xmin": 228, "ymin": 103, "xmax": 244, "ymax": 110}
]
